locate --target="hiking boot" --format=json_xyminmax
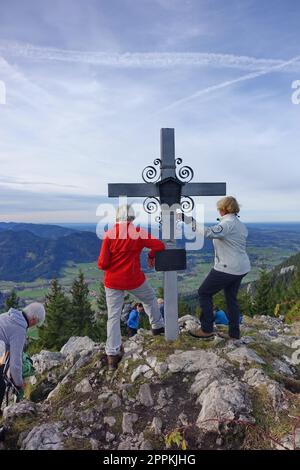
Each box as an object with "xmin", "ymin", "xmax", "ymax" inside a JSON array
[
  {"xmin": 107, "ymin": 354, "xmax": 122, "ymax": 371},
  {"xmin": 188, "ymin": 328, "xmax": 215, "ymax": 340},
  {"xmin": 106, "ymin": 344, "xmax": 125, "ymax": 371},
  {"xmin": 152, "ymin": 327, "xmax": 165, "ymax": 336}
]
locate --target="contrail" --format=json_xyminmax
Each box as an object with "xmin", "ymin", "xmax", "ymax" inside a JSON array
[
  {"xmin": 0, "ymin": 40, "xmax": 300, "ymax": 72},
  {"xmin": 154, "ymin": 54, "xmax": 300, "ymax": 114}
]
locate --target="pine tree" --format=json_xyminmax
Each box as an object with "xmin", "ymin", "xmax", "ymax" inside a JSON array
[
  {"xmin": 5, "ymin": 290, "xmax": 20, "ymax": 310},
  {"xmin": 253, "ymin": 269, "xmax": 272, "ymax": 315},
  {"xmin": 92, "ymin": 281, "xmax": 108, "ymax": 342},
  {"xmin": 39, "ymin": 279, "xmax": 72, "ymax": 350},
  {"xmin": 70, "ymin": 271, "xmax": 94, "ymax": 337},
  {"xmin": 237, "ymin": 290, "xmax": 254, "ymax": 317},
  {"xmin": 97, "ymin": 281, "xmax": 107, "ymax": 314},
  {"xmin": 157, "ymin": 286, "xmax": 164, "ymax": 298}
]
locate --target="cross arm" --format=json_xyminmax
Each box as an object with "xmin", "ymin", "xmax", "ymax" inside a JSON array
[
  {"xmin": 108, "ymin": 183, "xmax": 159, "ymax": 198},
  {"xmin": 182, "ymin": 182, "xmax": 226, "ymax": 197}
]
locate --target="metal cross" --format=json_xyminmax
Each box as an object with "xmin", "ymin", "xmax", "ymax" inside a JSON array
[{"xmin": 108, "ymin": 128, "xmax": 226, "ymax": 340}]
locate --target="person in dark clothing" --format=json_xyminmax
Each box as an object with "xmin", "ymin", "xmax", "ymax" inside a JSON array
[{"xmin": 180, "ymin": 196, "xmax": 250, "ymax": 340}]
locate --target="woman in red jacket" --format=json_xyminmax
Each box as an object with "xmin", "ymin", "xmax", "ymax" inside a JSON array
[{"xmin": 98, "ymin": 205, "xmax": 165, "ymax": 370}]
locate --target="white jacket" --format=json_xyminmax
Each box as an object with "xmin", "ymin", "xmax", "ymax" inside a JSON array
[{"xmin": 195, "ymin": 213, "xmax": 251, "ymax": 275}]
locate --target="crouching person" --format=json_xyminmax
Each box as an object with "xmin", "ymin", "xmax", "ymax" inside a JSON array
[
  {"xmin": 98, "ymin": 205, "xmax": 165, "ymax": 370},
  {"xmin": 0, "ymin": 302, "xmax": 46, "ymax": 411}
]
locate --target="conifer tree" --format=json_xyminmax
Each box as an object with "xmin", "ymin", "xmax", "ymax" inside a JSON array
[
  {"xmin": 253, "ymin": 269, "xmax": 272, "ymax": 315},
  {"xmin": 39, "ymin": 279, "xmax": 71, "ymax": 350},
  {"xmin": 70, "ymin": 271, "xmax": 94, "ymax": 337},
  {"xmin": 5, "ymin": 290, "xmax": 20, "ymax": 310},
  {"xmin": 97, "ymin": 281, "xmax": 107, "ymax": 314}
]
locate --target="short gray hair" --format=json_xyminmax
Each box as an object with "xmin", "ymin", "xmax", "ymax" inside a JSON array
[
  {"xmin": 23, "ymin": 302, "xmax": 46, "ymax": 326},
  {"xmin": 116, "ymin": 204, "xmax": 135, "ymax": 222}
]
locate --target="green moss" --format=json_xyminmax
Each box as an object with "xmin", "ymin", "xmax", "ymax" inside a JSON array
[
  {"xmin": 143, "ymin": 428, "xmax": 164, "ymax": 450},
  {"xmin": 63, "ymin": 436, "xmax": 92, "ymax": 450},
  {"xmin": 243, "ymin": 384, "xmax": 300, "ymax": 450},
  {"xmin": 4, "ymin": 415, "xmax": 41, "ymax": 450}
]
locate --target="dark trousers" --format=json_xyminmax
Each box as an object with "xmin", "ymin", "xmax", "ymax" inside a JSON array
[
  {"xmin": 0, "ymin": 365, "xmax": 6, "ymax": 410},
  {"xmin": 127, "ymin": 327, "xmax": 138, "ymax": 338},
  {"xmin": 198, "ymin": 269, "xmax": 246, "ymax": 339}
]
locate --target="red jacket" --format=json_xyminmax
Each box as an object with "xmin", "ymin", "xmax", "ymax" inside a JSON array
[{"xmin": 98, "ymin": 223, "xmax": 165, "ymax": 290}]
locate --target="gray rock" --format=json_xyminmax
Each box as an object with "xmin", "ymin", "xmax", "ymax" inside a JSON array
[
  {"xmin": 60, "ymin": 336, "xmax": 96, "ymax": 357},
  {"xmin": 272, "ymin": 335, "xmax": 299, "ymax": 349},
  {"xmin": 273, "ymin": 359, "xmax": 294, "ymax": 376},
  {"xmin": 3, "ymin": 401, "xmax": 38, "ymax": 422},
  {"xmin": 47, "ymin": 350, "xmax": 99, "ymax": 401},
  {"xmin": 122, "ymin": 413, "xmax": 139, "ymax": 434},
  {"xmin": 275, "ymin": 428, "xmax": 300, "ymax": 450},
  {"xmin": 167, "ymin": 349, "xmax": 227, "ymax": 373},
  {"xmin": 227, "ymin": 346, "xmax": 266, "ymax": 365},
  {"xmin": 145, "ymin": 356, "xmax": 158, "ymax": 368},
  {"xmin": 74, "ymin": 378, "xmax": 93, "ymax": 394},
  {"xmin": 140, "ymin": 439, "xmax": 153, "ymax": 450},
  {"xmin": 21, "ymin": 423, "xmax": 64, "ymax": 450},
  {"xmin": 178, "ymin": 412, "xmax": 189, "ymax": 426},
  {"xmin": 138, "ymin": 383, "xmax": 154, "ymax": 407},
  {"xmin": 156, "ymin": 389, "xmax": 169, "ymax": 409},
  {"xmin": 243, "ymin": 368, "xmax": 285, "ymax": 408},
  {"xmin": 178, "ymin": 315, "xmax": 199, "ymax": 326},
  {"xmin": 106, "ymin": 432, "xmax": 115, "ymax": 443},
  {"xmin": 131, "ymin": 364, "xmax": 151, "ymax": 382},
  {"xmin": 107, "ymin": 394, "xmax": 122, "ymax": 410},
  {"xmin": 154, "ymin": 362, "xmax": 168, "ymax": 376},
  {"xmin": 196, "ymin": 378, "xmax": 252, "ymax": 432},
  {"xmin": 104, "ymin": 416, "xmax": 116, "ymax": 427},
  {"xmin": 151, "ymin": 417, "xmax": 163, "ymax": 435},
  {"xmin": 191, "ymin": 368, "xmax": 228, "ymax": 396},
  {"xmin": 118, "ymin": 438, "xmax": 139, "ymax": 450},
  {"xmin": 32, "ymin": 350, "xmax": 65, "ymax": 374}
]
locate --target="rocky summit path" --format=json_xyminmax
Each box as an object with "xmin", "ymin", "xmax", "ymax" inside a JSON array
[{"xmin": 1, "ymin": 315, "xmax": 300, "ymax": 450}]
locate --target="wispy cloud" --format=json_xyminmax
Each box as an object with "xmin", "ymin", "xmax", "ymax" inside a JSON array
[
  {"xmin": 155, "ymin": 54, "xmax": 300, "ymax": 114},
  {"xmin": 1, "ymin": 40, "xmax": 300, "ymax": 72},
  {"xmin": 0, "ymin": 176, "xmax": 81, "ymax": 189}
]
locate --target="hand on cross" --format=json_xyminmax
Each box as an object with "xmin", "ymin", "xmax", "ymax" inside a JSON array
[{"xmin": 147, "ymin": 256, "xmax": 155, "ymax": 269}]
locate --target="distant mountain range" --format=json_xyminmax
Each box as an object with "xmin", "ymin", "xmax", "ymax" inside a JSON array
[
  {"xmin": 0, "ymin": 224, "xmax": 100, "ymax": 281},
  {"xmin": 0, "ymin": 221, "xmax": 299, "ymax": 283},
  {"xmin": 0, "ymin": 222, "xmax": 75, "ymax": 239}
]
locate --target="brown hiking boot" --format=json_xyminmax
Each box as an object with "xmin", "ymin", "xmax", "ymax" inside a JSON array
[
  {"xmin": 106, "ymin": 344, "xmax": 125, "ymax": 371},
  {"xmin": 188, "ymin": 328, "xmax": 215, "ymax": 340},
  {"xmin": 107, "ymin": 354, "xmax": 122, "ymax": 371}
]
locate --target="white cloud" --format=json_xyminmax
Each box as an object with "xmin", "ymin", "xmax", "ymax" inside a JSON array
[{"xmin": 1, "ymin": 40, "xmax": 300, "ymax": 72}]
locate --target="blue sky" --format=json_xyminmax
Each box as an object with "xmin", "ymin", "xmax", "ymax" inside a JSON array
[{"xmin": 0, "ymin": 0, "xmax": 299, "ymax": 223}]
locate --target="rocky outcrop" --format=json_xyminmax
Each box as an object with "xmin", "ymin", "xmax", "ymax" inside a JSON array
[{"xmin": 0, "ymin": 316, "xmax": 299, "ymax": 450}]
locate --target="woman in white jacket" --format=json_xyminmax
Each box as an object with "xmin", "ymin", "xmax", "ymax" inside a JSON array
[{"xmin": 181, "ymin": 196, "xmax": 251, "ymax": 340}]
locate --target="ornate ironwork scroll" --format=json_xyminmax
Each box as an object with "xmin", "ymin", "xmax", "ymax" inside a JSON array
[
  {"xmin": 143, "ymin": 197, "xmax": 160, "ymax": 214},
  {"xmin": 175, "ymin": 157, "xmax": 194, "ymax": 183},
  {"xmin": 142, "ymin": 158, "xmax": 161, "ymax": 183},
  {"xmin": 180, "ymin": 196, "xmax": 194, "ymax": 213}
]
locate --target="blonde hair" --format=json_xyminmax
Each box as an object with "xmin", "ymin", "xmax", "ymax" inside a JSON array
[
  {"xmin": 116, "ymin": 204, "xmax": 135, "ymax": 222},
  {"xmin": 217, "ymin": 196, "xmax": 240, "ymax": 215}
]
